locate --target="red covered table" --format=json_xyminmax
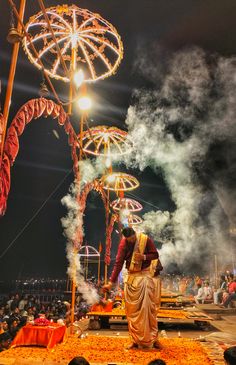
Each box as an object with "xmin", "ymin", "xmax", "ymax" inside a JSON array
[{"xmin": 11, "ymin": 323, "xmax": 66, "ymax": 349}]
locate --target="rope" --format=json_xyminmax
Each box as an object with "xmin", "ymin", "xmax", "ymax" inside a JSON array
[{"xmin": 0, "ymin": 168, "xmax": 72, "ymax": 259}]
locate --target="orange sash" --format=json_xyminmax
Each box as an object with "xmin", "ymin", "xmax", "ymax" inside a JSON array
[{"xmin": 129, "ymin": 233, "xmax": 148, "ymax": 272}]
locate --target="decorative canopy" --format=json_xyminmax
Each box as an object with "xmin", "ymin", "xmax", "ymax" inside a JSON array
[
  {"xmin": 22, "ymin": 4, "xmax": 123, "ymax": 82},
  {"xmin": 102, "ymin": 172, "xmax": 139, "ymax": 192},
  {"xmin": 111, "ymin": 197, "xmax": 143, "ymax": 212},
  {"xmin": 128, "ymin": 214, "xmax": 143, "ymax": 226},
  {"xmin": 78, "ymin": 245, "xmax": 100, "ymax": 257},
  {"xmin": 80, "ymin": 125, "xmax": 132, "ymax": 156}
]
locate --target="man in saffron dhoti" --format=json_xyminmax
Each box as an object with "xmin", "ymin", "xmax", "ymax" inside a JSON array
[{"xmin": 103, "ymin": 227, "xmax": 162, "ymax": 349}]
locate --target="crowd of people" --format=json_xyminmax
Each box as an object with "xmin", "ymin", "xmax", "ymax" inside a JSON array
[
  {"xmin": 0, "ymin": 271, "xmax": 235, "ymax": 352},
  {"xmin": 161, "ymin": 271, "xmax": 236, "ymax": 308},
  {"xmin": 0, "ymin": 292, "xmax": 91, "ymax": 352},
  {"xmin": 0, "ymin": 267, "xmax": 235, "ymax": 363},
  {"xmin": 0, "ymin": 279, "xmax": 235, "ymax": 363}
]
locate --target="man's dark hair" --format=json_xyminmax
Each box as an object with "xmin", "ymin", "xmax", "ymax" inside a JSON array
[
  {"xmin": 0, "ymin": 332, "xmax": 11, "ymax": 343},
  {"xmin": 68, "ymin": 357, "xmax": 90, "ymax": 365},
  {"xmin": 147, "ymin": 359, "xmax": 166, "ymax": 365},
  {"xmin": 224, "ymin": 346, "xmax": 236, "ymax": 365},
  {"xmin": 122, "ymin": 227, "xmax": 135, "ymax": 238}
]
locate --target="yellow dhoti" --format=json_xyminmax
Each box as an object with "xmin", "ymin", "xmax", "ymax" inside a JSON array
[{"xmin": 125, "ymin": 269, "xmax": 159, "ymax": 348}]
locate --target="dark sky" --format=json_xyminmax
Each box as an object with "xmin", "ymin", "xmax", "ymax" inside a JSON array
[{"xmin": 1, "ymin": 0, "xmax": 236, "ymax": 280}]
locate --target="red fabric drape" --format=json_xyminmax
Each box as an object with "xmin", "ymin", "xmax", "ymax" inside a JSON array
[
  {"xmin": 11, "ymin": 323, "xmax": 66, "ymax": 349},
  {"xmin": 0, "ymin": 98, "xmax": 75, "ymax": 216}
]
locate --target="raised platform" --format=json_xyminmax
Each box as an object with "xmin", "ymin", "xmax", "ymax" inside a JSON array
[
  {"xmin": 195, "ymin": 303, "xmax": 236, "ymax": 315},
  {"xmin": 87, "ymin": 308, "xmax": 213, "ymax": 329}
]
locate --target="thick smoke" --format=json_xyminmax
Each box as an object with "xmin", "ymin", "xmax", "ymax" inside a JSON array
[
  {"xmin": 78, "ymin": 156, "xmax": 107, "ymax": 190},
  {"xmin": 61, "ymin": 158, "xmax": 106, "ymax": 304},
  {"xmin": 123, "ymin": 46, "xmax": 236, "ymax": 272}
]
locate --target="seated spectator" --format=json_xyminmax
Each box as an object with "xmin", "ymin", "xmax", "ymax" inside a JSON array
[
  {"xmin": 0, "ymin": 332, "xmax": 11, "ymax": 352},
  {"xmin": 194, "ymin": 283, "xmax": 205, "ymax": 304},
  {"xmin": 214, "ymin": 275, "xmax": 227, "ymax": 304},
  {"xmin": 223, "ymin": 277, "xmax": 236, "ymax": 308},
  {"xmin": 8, "ymin": 318, "xmax": 20, "ymax": 339},
  {"xmin": 0, "ymin": 321, "xmax": 4, "ymax": 335},
  {"xmin": 0, "ymin": 320, "xmax": 9, "ymax": 334},
  {"xmin": 147, "ymin": 360, "xmax": 166, "ymax": 365},
  {"xmin": 203, "ymin": 281, "xmax": 213, "ymax": 301},
  {"xmin": 68, "ymin": 356, "xmax": 90, "ymax": 365},
  {"xmin": 224, "ymin": 346, "xmax": 236, "ymax": 365}
]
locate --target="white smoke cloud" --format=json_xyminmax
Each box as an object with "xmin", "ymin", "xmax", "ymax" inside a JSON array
[
  {"xmin": 66, "ymin": 241, "xmax": 99, "ymax": 305},
  {"xmin": 122, "ymin": 46, "xmax": 236, "ymax": 272},
  {"xmin": 78, "ymin": 156, "xmax": 107, "ymax": 190},
  {"xmin": 61, "ymin": 158, "xmax": 106, "ymax": 305}
]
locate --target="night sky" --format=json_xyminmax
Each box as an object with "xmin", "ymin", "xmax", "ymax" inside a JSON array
[{"xmin": 1, "ymin": 0, "xmax": 236, "ymax": 280}]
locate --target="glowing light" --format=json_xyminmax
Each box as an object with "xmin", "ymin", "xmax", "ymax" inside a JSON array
[
  {"xmin": 102, "ymin": 172, "xmax": 139, "ymax": 191},
  {"xmin": 128, "ymin": 214, "xmax": 143, "ymax": 226},
  {"xmin": 73, "ymin": 69, "xmax": 84, "ymax": 88},
  {"xmin": 106, "ymin": 174, "xmax": 116, "ymax": 183},
  {"xmin": 111, "ymin": 198, "xmax": 143, "ymax": 212},
  {"xmin": 22, "ymin": 5, "xmax": 123, "ymax": 82},
  {"xmin": 122, "ymin": 208, "xmax": 130, "ymax": 216},
  {"xmin": 71, "ymin": 32, "xmax": 79, "ymax": 48},
  {"xmin": 103, "ymin": 132, "xmax": 109, "ymax": 143},
  {"xmin": 230, "ymin": 227, "xmax": 236, "ymax": 236},
  {"xmin": 78, "ymin": 245, "xmax": 100, "ymax": 257},
  {"xmin": 78, "ymin": 96, "xmax": 92, "ymax": 110},
  {"xmin": 80, "ymin": 125, "xmax": 132, "ymax": 156},
  {"xmin": 105, "ymin": 157, "xmax": 112, "ymax": 168}
]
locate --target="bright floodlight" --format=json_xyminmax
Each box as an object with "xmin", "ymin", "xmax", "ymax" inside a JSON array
[
  {"xmin": 122, "ymin": 209, "xmax": 130, "ymax": 217},
  {"xmin": 74, "ymin": 70, "xmax": 84, "ymax": 88},
  {"xmin": 105, "ymin": 157, "xmax": 112, "ymax": 168},
  {"xmin": 106, "ymin": 174, "xmax": 116, "ymax": 183},
  {"xmin": 78, "ymin": 96, "xmax": 92, "ymax": 110}
]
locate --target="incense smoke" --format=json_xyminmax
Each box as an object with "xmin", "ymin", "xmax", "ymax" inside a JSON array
[
  {"xmin": 123, "ymin": 46, "xmax": 236, "ymax": 272},
  {"xmin": 61, "ymin": 158, "xmax": 106, "ymax": 304}
]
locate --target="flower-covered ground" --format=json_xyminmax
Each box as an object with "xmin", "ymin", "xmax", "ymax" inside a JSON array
[
  {"xmin": 0, "ymin": 335, "xmax": 218, "ymax": 365},
  {"xmin": 88, "ymin": 308, "xmax": 189, "ymax": 319}
]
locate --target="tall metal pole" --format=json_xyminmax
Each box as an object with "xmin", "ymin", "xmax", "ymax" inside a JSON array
[{"xmin": 1, "ymin": 0, "xmax": 26, "ymax": 163}]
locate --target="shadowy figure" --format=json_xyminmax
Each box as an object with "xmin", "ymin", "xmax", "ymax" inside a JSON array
[
  {"xmin": 147, "ymin": 360, "xmax": 166, "ymax": 365},
  {"xmin": 68, "ymin": 356, "xmax": 90, "ymax": 365},
  {"xmin": 147, "ymin": 359, "xmax": 166, "ymax": 365},
  {"xmin": 224, "ymin": 346, "xmax": 236, "ymax": 365}
]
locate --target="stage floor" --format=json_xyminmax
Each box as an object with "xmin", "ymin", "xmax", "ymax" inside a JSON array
[
  {"xmin": 0, "ymin": 334, "xmax": 226, "ymax": 365},
  {"xmin": 0, "ymin": 307, "xmax": 235, "ymax": 365}
]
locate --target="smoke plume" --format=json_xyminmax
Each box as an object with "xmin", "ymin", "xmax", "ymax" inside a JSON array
[
  {"xmin": 61, "ymin": 158, "xmax": 106, "ymax": 304},
  {"xmin": 123, "ymin": 46, "xmax": 236, "ymax": 272}
]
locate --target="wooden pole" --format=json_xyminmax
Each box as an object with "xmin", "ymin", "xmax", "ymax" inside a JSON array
[
  {"xmin": 1, "ymin": 0, "xmax": 26, "ymax": 163},
  {"xmin": 79, "ymin": 83, "xmax": 87, "ymax": 160},
  {"xmin": 68, "ymin": 46, "xmax": 76, "ymax": 115},
  {"xmin": 85, "ymin": 252, "xmax": 89, "ymax": 281},
  {"xmin": 97, "ymin": 254, "xmax": 101, "ymax": 286},
  {"xmin": 104, "ymin": 263, "xmax": 108, "ymax": 284},
  {"xmin": 70, "ymin": 246, "xmax": 78, "ymax": 334},
  {"xmin": 214, "ymin": 254, "xmax": 218, "ymax": 288}
]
